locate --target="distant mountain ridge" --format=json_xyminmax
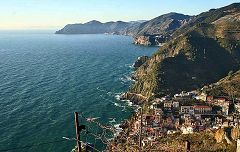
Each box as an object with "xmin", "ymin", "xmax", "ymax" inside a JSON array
[
  {"xmin": 55, "ymin": 20, "xmax": 142, "ymax": 35},
  {"xmin": 56, "ymin": 13, "xmax": 191, "ymax": 37}
]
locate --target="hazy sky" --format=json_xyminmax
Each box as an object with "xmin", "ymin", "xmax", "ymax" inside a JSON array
[{"xmin": 0, "ymin": 0, "xmax": 239, "ymax": 29}]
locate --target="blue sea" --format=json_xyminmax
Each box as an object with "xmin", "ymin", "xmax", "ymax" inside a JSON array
[{"xmin": 0, "ymin": 31, "xmax": 157, "ymax": 152}]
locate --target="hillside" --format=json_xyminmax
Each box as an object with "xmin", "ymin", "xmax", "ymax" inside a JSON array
[
  {"xmin": 55, "ymin": 20, "xmax": 142, "ymax": 35},
  {"xmin": 204, "ymin": 70, "xmax": 240, "ymax": 98},
  {"xmin": 134, "ymin": 13, "xmax": 191, "ymax": 36},
  {"xmin": 129, "ymin": 3, "xmax": 240, "ymax": 99},
  {"xmin": 133, "ymin": 13, "xmax": 191, "ymax": 45}
]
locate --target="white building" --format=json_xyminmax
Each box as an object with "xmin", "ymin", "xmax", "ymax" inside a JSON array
[
  {"xmin": 172, "ymin": 101, "xmax": 179, "ymax": 108},
  {"xmin": 181, "ymin": 126, "xmax": 193, "ymax": 134}
]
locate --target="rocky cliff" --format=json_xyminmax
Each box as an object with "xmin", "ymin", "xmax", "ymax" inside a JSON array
[
  {"xmin": 133, "ymin": 35, "xmax": 168, "ymax": 46},
  {"xmin": 133, "ymin": 56, "xmax": 149, "ymax": 68}
]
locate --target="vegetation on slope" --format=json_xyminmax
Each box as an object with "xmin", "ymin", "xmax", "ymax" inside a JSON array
[
  {"xmin": 130, "ymin": 3, "xmax": 240, "ymax": 99},
  {"xmin": 204, "ymin": 70, "xmax": 240, "ymax": 98}
]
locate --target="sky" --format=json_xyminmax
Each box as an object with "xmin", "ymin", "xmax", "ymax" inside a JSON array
[{"xmin": 0, "ymin": 0, "xmax": 239, "ymax": 30}]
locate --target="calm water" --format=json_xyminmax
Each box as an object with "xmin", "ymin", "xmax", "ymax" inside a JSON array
[{"xmin": 0, "ymin": 31, "xmax": 157, "ymax": 152}]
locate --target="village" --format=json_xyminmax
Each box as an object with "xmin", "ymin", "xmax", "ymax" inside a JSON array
[{"xmin": 113, "ymin": 89, "xmax": 240, "ymax": 150}]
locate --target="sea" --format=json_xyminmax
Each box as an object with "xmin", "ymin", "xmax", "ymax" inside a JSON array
[{"xmin": 0, "ymin": 30, "xmax": 157, "ymax": 152}]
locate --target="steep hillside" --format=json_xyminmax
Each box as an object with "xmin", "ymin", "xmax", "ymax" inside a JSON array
[
  {"xmin": 173, "ymin": 3, "xmax": 240, "ymax": 38},
  {"xmin": 130, "ymin": 3, "xmax": 240, "ymax": 99},
  {"xmin": 204, "ymin": 70, "xmax": 240, "ymax": 98},
  {"xmin": 135, "ymin": 13, "xmax": 191, "ymax": 36},
  {"xmin": 133, "ymin": 13, "xmax": 191, "ymax": 45}
]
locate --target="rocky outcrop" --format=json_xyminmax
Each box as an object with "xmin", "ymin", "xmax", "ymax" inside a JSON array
[
  {"xmin": 133, "ymin": 56, "xmax": 149, "ymax": 68},
  {"xmin": 134, "ymin": 36, "xmax": 154, "ymax": 46},
  {"xmin": 133, "ymin": 35, "xmax": 168, "ymax": 46},
  {"xmin": 120, "ymin": 92, "xmax": 147, "ymax": 104}
]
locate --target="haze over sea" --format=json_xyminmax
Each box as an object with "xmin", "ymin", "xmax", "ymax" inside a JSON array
[{"xmin": 0, "ymin": 31, "xmax": 156, "ymax": 152}]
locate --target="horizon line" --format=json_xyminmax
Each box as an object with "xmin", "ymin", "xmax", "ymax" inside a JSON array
[{"xmin": 0, "ymin": 2, "xmax": 238, "ymax": 30}]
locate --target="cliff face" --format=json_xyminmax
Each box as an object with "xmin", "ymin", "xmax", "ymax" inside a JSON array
[
  {"xmin": 133, "ymin": 36, "xmax": 155, "ymax": 46},
  {"xmin": 133, "ymin": 13, "xmax": 191, "ymax": 46},
  {"xmin": 130, "ymin": 3, "xmax": 240, "ymax": 99},
  {"xmin": 133, "ymin": 35, "xmax": 168, "ymax": 46}
]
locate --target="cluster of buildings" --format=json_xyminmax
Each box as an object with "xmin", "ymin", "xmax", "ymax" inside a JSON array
[{"xmin": 126, "ymin": 91, "xmax": 240, "ymax": 144}]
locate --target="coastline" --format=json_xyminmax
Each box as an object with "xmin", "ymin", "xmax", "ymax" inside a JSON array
[
  {"xmin": 107, "ymin": 60, "xmax": 149, "ymax": 150},
  {"xmin": 108, "ymin": 92, "xmax": 146, "ymax": 151}
]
